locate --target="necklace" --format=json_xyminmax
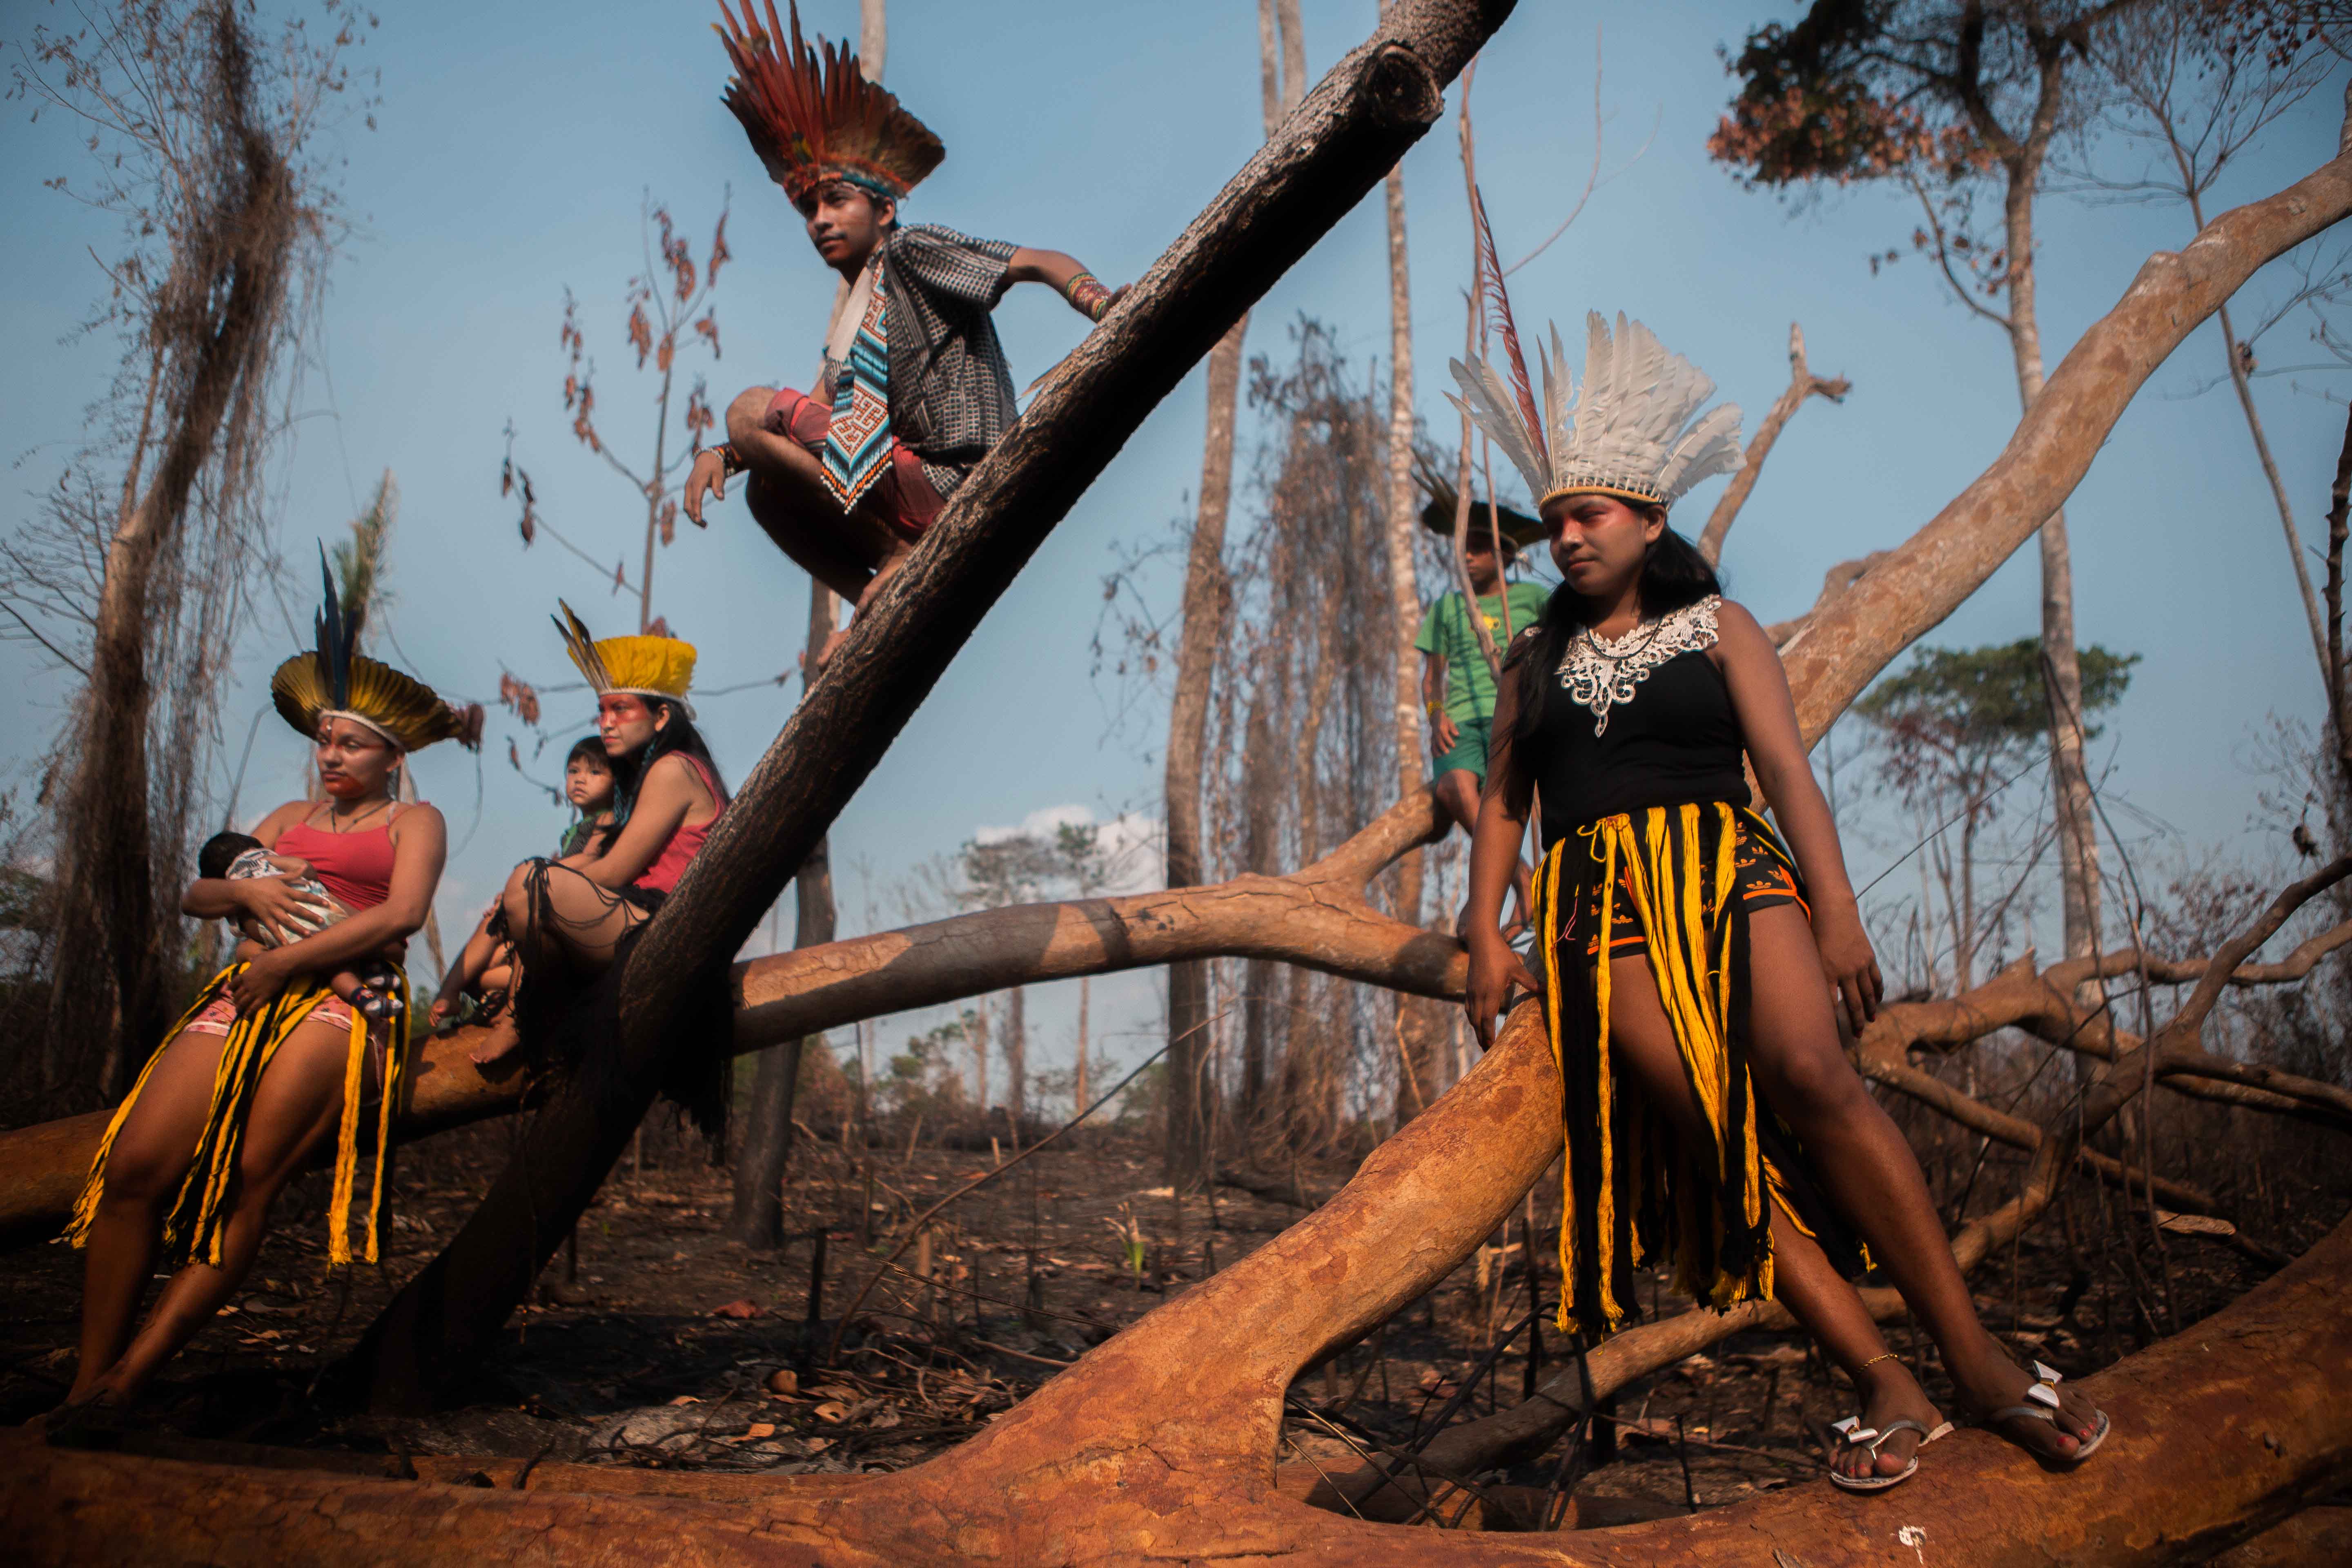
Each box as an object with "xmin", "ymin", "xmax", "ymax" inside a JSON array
[
  {"xmin": 1557, "ymin": 596, "xmax": 1723, "ymax": 736},
  {"xmin": 318, "ymin": 796, "xmax": 391, "ymax": 834}
]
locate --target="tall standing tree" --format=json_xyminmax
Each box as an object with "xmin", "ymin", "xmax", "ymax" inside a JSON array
[
  {"xmin": 958, "ymin": 833, "xmax": 1060, "ymax": 1125},
  {"xmin": 1379, "ymin": 0, "xmax": 1451, "ymax": 1126},
  {"xmin": 2, "ymin": 0, "xmax": 369, "ymax": 1113},
  {"xmin": 1164, "ymin": 0, "xmax": 1305, "ymax": 1189},
  {"xmin": 728, "ymin": 0, "xmax": 884, "ymax": 1247},
  {"xmin": 1712, "ymin": 0, "xmax": 2138, "ymax": 998},
  {"xmin": 1052, "ymin": 820, "xmax": 1112, "ymax": 1117}
]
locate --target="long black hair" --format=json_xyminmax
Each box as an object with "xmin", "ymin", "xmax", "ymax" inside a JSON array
[
  {"xmin": 1500, "ymin": 511, "xmax": 1722, "ymax": 811},
  {"xmin": 604, "ymin": 699, "xmax": 729, "ymax": 837}
]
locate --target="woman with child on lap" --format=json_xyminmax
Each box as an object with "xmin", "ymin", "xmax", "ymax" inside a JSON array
[
  {"xmin": 51, "ymin": 566, "xmax": 474, "ymax": 1422},
  {"xmin": 484, "ymin": 605, "xmax": 731, "ymax": 1120}
]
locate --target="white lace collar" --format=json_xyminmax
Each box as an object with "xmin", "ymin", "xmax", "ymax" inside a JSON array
[{"xmin": 1557, "ymin": 595, "xmax": 1722, "ymax": 736}]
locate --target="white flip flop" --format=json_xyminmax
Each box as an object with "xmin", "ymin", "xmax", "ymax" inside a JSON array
[
  {"xmin": 1985, "ymin": 1359, "xmax": 2110, "ymax": 1462},
  {"xmin": 1827, "ymin": 1414, "xmax": 1955, "ymax": 1492}
]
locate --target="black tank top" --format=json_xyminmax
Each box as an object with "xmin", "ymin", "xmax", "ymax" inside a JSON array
[{"xmin": 1523, "ymin": 596, "xmax": 1750, "ymax": 847}]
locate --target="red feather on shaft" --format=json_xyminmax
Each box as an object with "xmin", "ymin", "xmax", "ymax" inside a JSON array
[{"xmin": 1470, "ymin": 185, "xmax": 1544, "ymax": 469}]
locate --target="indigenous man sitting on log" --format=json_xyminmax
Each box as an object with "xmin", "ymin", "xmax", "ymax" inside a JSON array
[
  {"xmin": 684, "ymin": 1, "xmax": 1125, "ymax": 667},
  {"xmin": 1452, "ymin": 287, "xmax": 2112, "ymax": 1492}
]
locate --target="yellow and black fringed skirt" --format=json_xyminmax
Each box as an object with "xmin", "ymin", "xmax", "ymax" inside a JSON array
[
  {"xmin": 62, "ymin": 962, "xmax": 412, "ymax": 1268},
  {"xmin": 1528, "ymin": 801, "xmax": 1864, "ymax": 1340}
]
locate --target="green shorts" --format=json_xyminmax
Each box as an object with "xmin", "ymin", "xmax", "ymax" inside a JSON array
[{"xmin": 1434, "ymin": 713, "xmax": 1492, "ymax": 783}]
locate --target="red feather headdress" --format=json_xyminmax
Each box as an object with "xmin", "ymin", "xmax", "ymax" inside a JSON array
[{"xmin": 713, "ymin": 0, "xmax": 944, "ymax": 205}]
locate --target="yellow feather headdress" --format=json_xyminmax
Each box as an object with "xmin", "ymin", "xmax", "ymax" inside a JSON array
[
  {"xmin": 554, "ymin": 601, "xmax": 698, "ymax": 715},
  {"xmin": 271, "ymin": 552, "xmax": 476, "ymax": 753}
]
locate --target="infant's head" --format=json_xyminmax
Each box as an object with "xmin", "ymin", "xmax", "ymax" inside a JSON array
[{"xmin": 198, "ymin": 831, "xmax": 265, "ymax": 881}]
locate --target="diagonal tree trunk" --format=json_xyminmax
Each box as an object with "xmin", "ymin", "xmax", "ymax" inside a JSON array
[
  {"xmin": 339, "ymin": 0, "xmax": 1492, "ymax": 1411},
  {"xmin": 42, "ymin": 9, "xmax": 300, "ymax": 1111}
]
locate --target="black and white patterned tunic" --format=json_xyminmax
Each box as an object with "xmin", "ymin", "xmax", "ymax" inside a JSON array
[{"xmin": 815, "ymin": 223, "xmax": 1019, "ymax": 499}]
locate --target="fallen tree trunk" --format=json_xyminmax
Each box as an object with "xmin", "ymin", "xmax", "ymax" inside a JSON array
[
  {"xmin": 1332, "ymin": 863, "xmax": 2352, "ymax": 1513},
  {"xmin": 0, "ymin": 791, "xmax": 1455, "ymax": 1249},
  {"xmin": 9, "ymin": 1001, "xmax": 2352, "ymax": 1564}
]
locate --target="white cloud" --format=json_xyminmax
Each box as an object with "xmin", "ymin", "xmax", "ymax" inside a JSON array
[{"xmin": 976, "ymin": 803, "xmax": 1164, "ymax": 897}]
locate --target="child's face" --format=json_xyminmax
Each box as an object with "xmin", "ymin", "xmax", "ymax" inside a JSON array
[{"xmin": 566, "ymin": 754, "xmax": 615, "ymax": 811}]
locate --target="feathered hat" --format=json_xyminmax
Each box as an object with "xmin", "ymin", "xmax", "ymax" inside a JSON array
[
  {"xmin": 554, "ymin": 602, "xmax": 699, "ymax": 717},
  {"xmin": 272, "ymin": 551, "xmax": 475, "ymax": 753},
  {"xmin": 713, "ymin": 0, "xmax": 944, "ymax": 206},
  {"xmin": 1411, "ymin": 450, "xmax": 1546, "ymax": 551},
  {"xmin": 1446, "ymin": 193, "xmax": 1743, "ymax": 514}
]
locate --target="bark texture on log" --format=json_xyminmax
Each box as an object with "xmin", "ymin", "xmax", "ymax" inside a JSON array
[{"xmin": 10, "ymin": 1013, "xmax": 2352, "ymax": 1565}]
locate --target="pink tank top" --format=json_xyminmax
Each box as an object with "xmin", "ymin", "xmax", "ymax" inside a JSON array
[
  {"xmin": 273, "ymin": 802, "xmax": 405, "ymax": 911},
  {"xmin": 634, "ymin": 757, "xmax": 726, "ymax": 896}
]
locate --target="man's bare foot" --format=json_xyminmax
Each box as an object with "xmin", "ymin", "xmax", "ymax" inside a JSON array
[
  {"xmin": 813, "ymin": 627, "xmax": 848, "ymax": 670},
  {"xmin": 1830, "ymin": 1363, "xmax": 1943, "ymax": 1485}
]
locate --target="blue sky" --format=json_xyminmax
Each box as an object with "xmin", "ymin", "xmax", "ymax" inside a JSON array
[{"xmin": 4, "ymin": 2, "xmax": 2348, "ymax": 1096}]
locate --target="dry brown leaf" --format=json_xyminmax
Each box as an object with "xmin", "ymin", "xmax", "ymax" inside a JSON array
[
  {"xmin": 709, "ymin": 1298, "xmax": 760, "ymax": 1320},
  {"xmin": 813, "ymin": 1401, "xmax": 849, "ymax": 1424},
  {"xmin": 739, "ymin": 1423, "xmax": 776, "ymax": 1441},
  {"xmin": 666, "ymin": 1395, "xmax": 700, "ymax": 1408},
  {"xmin": 764, "ymin": 1368, "xmax": 801, "ymax": 1398}
]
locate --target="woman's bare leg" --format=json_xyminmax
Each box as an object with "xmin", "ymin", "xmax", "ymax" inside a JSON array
[
  {"xmin": 63, "ymin": 1027, "xmax": 227, "ymax": 1405},
  {"xmin": 1602, "ymin": 952, "xmax": 1940, "ymax": 1481},
  {"xmin": 89, "ymin": 1015, "xmax": 360, "ymax": 1405},
  {"xmin": 1742, "ymin": 904, "xmax": 2101, "ymax": 1459},
  {"xmin": 497, "ymin": 862, "xmax": 649, "ymax": 976}
]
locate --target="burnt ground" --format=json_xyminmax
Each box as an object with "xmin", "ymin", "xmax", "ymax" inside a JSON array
[{"xmin": 3, "ymin": 1107, "xmax": 2346, "ymax": 1529}]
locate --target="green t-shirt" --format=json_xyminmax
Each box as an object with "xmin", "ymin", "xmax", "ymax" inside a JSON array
[{"xmin": 1414, "ymin": 581, "xmax": 1551, "ymax": 723}]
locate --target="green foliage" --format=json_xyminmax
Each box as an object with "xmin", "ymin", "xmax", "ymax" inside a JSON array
[{"xmin": 1856, "ymin": 637, "xmax": 2138, "ymax": 746}]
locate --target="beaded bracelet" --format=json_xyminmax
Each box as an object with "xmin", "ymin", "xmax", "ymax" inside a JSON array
[{"xmin": 1064, "ymin": 270, "xmax": 1116, "ymax": 323}]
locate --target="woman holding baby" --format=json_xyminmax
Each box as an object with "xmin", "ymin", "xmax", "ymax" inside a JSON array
[{"xmin": 49, "ymin": 571, "xmax": 475, "ymax": 1423}]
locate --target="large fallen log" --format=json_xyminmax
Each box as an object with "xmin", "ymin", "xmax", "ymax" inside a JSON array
[
  {"xmin": 9, "ymin": 1002, "xmax": 2351, "ymax": 1564},
  {"xmin": 0, "ymin": 790, "xmax": 1454, "ymax": 1250},
  {"xmin": 1322, "ymin": 860, "xmax": 2352, "ymax": 1515}
]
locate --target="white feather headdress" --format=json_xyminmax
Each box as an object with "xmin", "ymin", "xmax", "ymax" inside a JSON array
[{"xmin": 1443, "ymin": 205, "xmax": 1744, "ymax": 512}]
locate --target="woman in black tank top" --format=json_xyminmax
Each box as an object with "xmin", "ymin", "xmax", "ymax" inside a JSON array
[
  {"xmin": 1459, "ymin": 493, "xmax": 2108, "ymax": 1488},
  {"xmin": 1448, "ymin": 308, "xmax": 2107, "ymax": 1490}
]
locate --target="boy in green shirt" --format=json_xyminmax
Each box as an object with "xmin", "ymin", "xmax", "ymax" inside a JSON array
[{"xmin": 1416, "ymin": 521, "xmax": 1549, "ymax": 927}]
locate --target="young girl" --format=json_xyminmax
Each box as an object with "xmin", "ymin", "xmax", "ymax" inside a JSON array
[
  {"xmin": 1453, "ymin": 310, "xmax": 2108, "ymax": 1491},
  {"xmin": 429, "ymin": 737, "xmax": 616, "ymax": 1059}
]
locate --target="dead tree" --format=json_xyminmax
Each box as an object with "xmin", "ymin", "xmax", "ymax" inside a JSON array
[
  {"xmin": 6, "ymin": 1, "xmax": 349, "ymax": 1114},
  {"xmin": 332, "ymin": 0, "xmax": 1501, "ymax": 1414},
  {"xmin": 1693, "ymin": 322, "xmax": 1849, "ymax": 566},
  {"xmin": 1164, "ymin": 0, "xmax": 1306, "ymax": 1191},
  {"xmin": 13, "ymin": 20, "xmax": 2352, "ymax": 1563}
]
